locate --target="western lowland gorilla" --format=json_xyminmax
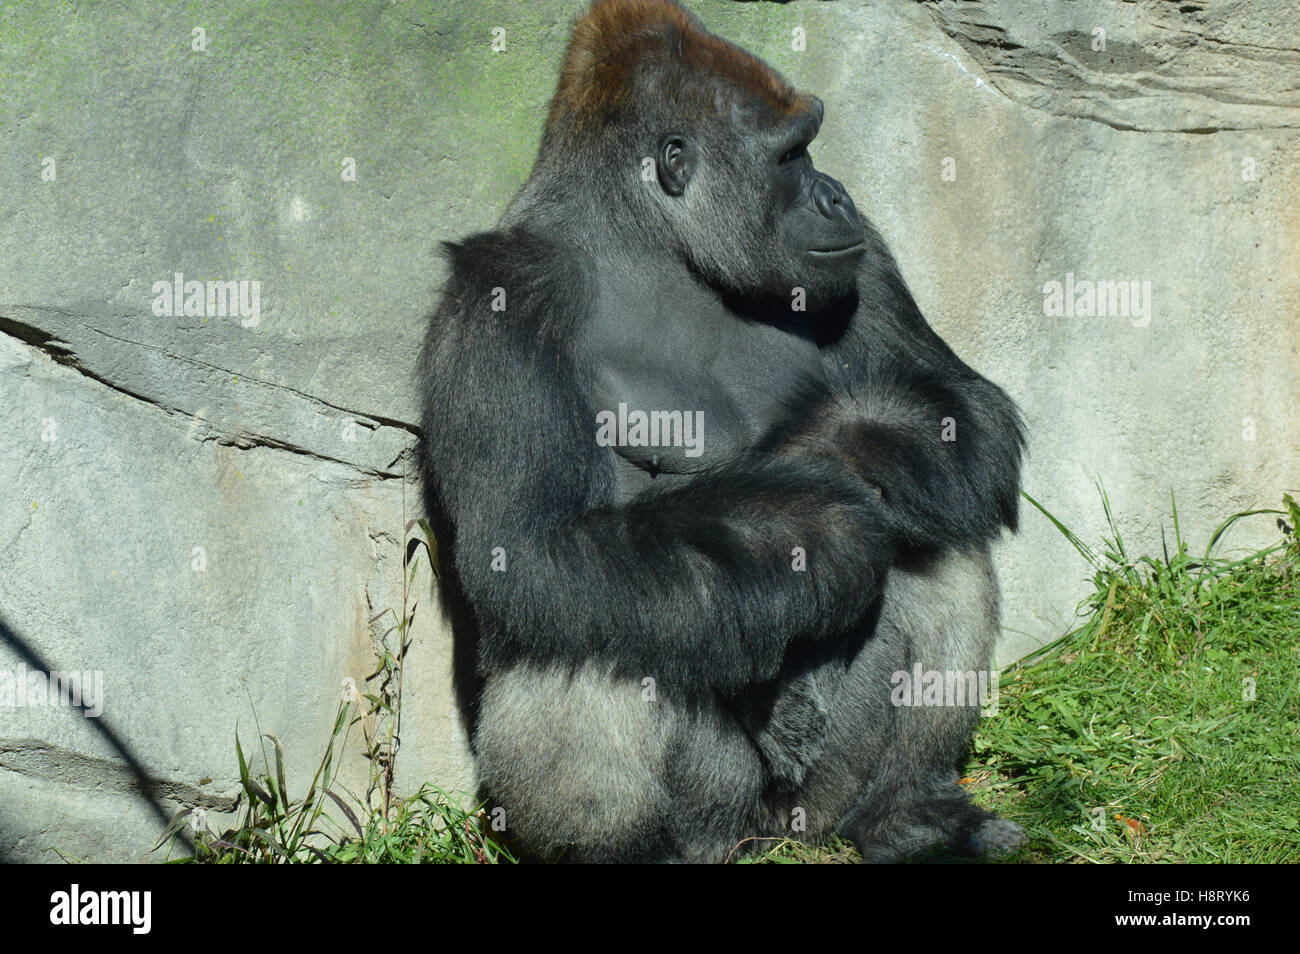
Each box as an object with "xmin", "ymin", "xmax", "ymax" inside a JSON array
[{"xmin": 418, "ymin": 0, "xmax": 1026, "ymax": 863}]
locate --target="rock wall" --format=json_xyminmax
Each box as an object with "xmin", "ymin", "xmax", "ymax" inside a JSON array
[{"xmin": 1, "ymin": 0, "xmax": 1296, "ymax": 861}]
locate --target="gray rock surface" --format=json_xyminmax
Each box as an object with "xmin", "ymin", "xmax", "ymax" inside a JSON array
[{"xmin": 1, "ymin": 0, "xmax": 1296, "ymax": 861}]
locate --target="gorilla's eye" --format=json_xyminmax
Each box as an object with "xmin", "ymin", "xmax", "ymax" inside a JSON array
[{"xmin": 780, "ymin": 143, "xmax": 809, "ymax": 165}]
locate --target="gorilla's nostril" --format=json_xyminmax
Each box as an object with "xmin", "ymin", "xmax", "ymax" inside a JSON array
[
  {"xmin": 814, "ymin": 178, "xmax": 855, "ymax": 221},
  {"xmin": 814, "ymin": 179, "xmax": 839, "ymax": 218}
]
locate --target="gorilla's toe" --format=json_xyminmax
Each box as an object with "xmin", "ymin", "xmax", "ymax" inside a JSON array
[{"xmin": 960, "ymin": 817, "xmax": 1026, "ymax": 856}]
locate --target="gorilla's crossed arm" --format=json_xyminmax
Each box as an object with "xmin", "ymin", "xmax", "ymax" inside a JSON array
[
  {"xmin": 769, "ymin": 237, "xmax": 1024, "ymax": 552},
  {"xmin": 420, "ymin": 228, "xmax": 1022, "ymax": 696}
]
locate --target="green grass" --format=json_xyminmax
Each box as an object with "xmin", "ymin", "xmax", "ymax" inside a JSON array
[
  {"xmin": 969, "ymin": 492, "xmax": 1300, "ymax": 863},
  {"xmin": 753, "ymin": 493, "xmax": 1300, "ymax": 864},
  {"xmin": 155, "ymin": 703, "xmax": 516, "ymax": 864},
  {"xmin": 155, "ymin": 650, "xmax": 515, "ymax": 863}
]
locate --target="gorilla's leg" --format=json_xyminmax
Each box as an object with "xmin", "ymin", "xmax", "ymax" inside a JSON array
[
  {"xmin": 475, "ymin": 662, "xmax": 763, "ymax": 863},
  {"xmin": 776, "ymin": 547, "xmax": 1025, "ymax": 861}
]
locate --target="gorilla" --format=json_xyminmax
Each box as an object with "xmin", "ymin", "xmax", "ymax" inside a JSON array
[{"xmin": 418, "ymin": 0, "xmax": 1026, "ymax": 863}]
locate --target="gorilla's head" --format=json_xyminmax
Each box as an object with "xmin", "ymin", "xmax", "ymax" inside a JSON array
[{"xmin": 534, "ymin": 0, "xmax": 866, "ymax": 310}]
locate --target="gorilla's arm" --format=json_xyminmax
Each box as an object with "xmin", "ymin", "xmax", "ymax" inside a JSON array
[
  {"xmin": 419, "ymin": 232, "xmax": 892, "ymax": 695},
  {"xmin": 778, "ymin": 231, "xmax": 1025, "ymax": 552}
]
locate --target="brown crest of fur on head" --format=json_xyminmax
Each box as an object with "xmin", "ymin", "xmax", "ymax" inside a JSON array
[{"xmin": 546, "ymin": 0, "xmax": 812, "ymax": 134}]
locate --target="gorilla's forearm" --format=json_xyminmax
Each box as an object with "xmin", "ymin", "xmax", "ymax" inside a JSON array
[
  {"xmin": 796, "ymin": 244, "xmax": 1027, "ymax": 550},
  {"xmin": 845, "ymin": 384, "xmax": 1023, "ymax": 549},
  {"xmin": 449, "ymin": 453, "xmax": 891, "ymax": 695},
  {"xmin": 766, "ymin": 366, "xmax": 1023, "ymax": 553}
]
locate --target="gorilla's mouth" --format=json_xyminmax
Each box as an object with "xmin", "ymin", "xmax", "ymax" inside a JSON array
[{"xmin": 807, "ymin": 241, "xmax": 865, "ymax": 259}]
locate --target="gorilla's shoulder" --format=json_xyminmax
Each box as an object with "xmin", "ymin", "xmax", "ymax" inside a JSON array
[{"xmin": 438, "ymin": 227, "xmax": 596, "ymax": 338}]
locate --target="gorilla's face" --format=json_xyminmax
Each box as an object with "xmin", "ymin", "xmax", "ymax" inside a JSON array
[{"xmin": 656, "ymin": 94, "xmax": 865, "ymax": 309}]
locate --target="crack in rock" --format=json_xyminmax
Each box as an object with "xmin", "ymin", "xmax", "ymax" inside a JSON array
[
  {"xmin": 1, "ymin": 739, "xmax": 238, "ymax": 812},
  {"xmin": 0, "ymin": 310, "xmax": 417, "ymax": 479}
]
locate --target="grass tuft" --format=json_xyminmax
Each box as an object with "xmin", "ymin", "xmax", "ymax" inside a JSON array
[{"xmin": 970, "ymin": 491, "xmax": 1300, "ymax": 863}]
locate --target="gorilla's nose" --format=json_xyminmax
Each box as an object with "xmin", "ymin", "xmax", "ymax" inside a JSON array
[{"xmin": 814, "ymin": 175, "xmax": 859, "ymax": 225}]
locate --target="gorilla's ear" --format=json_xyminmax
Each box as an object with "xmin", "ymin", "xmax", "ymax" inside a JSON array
[{"xmin": 657, "ymin": 134, "xmax": 697, "ymax": 196}]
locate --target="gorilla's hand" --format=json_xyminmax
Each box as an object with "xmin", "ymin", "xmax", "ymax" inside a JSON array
[{"xmin": 763, "ymin": 372, "xmax": 1021, "ymax": 551}]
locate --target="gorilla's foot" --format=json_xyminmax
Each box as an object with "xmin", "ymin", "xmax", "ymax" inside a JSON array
[
  {"xmin": 846, "ymin": 793, "xmax": 1021, "ymax": 863},
  {"xmin": 851, "ymin": 819, "xmax": 952, "ymax": 864}
]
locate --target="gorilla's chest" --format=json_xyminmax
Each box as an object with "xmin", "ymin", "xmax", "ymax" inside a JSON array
[{"xmin": 586, "ymin": 273, "xmax": 827, "ymax": 500}]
